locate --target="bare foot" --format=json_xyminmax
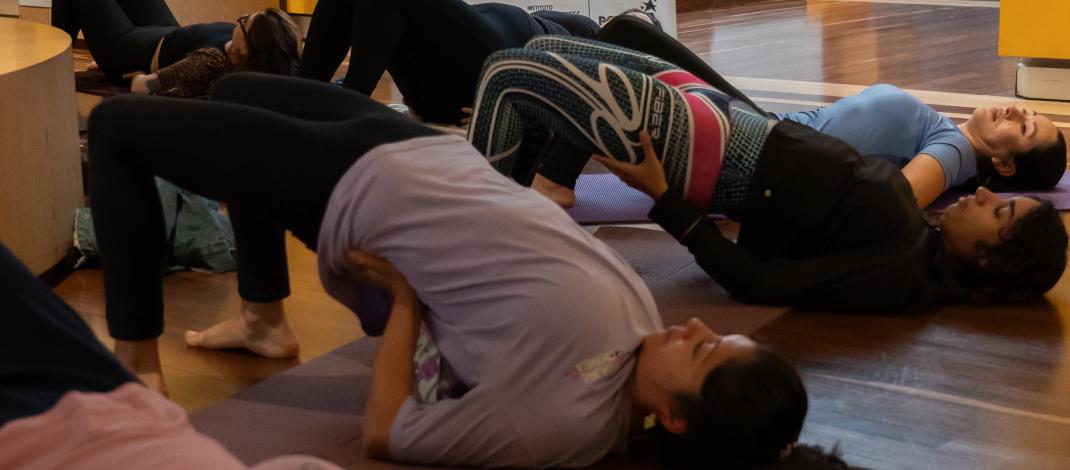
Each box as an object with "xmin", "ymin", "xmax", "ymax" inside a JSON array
[
  {"xmin": 532, "ymin": 174, "xmax": 577, "ymax": 208},
  {"xmin": 185, "ymin": 300, "xmax": 299, "ymax": 359},
  {"xmin": 114, "ymin": 339, "xmax": 169, "ymax": 396}
]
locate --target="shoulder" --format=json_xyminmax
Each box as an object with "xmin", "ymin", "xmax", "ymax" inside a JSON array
[
  {"xmin": 859, "ymin": 84, "xmax": 926, "ymax": 111},
  {"xmin": 861, "ymin": 83, "xmax": 913, "ymax": 99}
]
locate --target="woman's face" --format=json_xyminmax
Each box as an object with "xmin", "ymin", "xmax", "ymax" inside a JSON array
[
  {"xmin": 965, "ymin": 106, "xmax": 1060, "ymax": 162},
  {"xmin": 940, "ymin": 186, "xmax": 1041, "ymax": 261},
  {"xmin": 637, "ymin": 318, "xmax": 757, "ymax": 405},
  {"xmin": 230, "ymin": 11, "xmax": 261, "ymax": 52}
]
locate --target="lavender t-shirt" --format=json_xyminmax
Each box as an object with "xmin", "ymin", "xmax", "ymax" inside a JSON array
[{"xmin": 317, "ymin": 135, "xmax": 661, "ymax": 468}]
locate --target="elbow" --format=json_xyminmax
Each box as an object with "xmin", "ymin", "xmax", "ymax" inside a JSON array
[
  {"xmin": 363, "ymin": 430, "xmax": 391, "ymax": 460},
  {"xmin": 362, "ymin": 418, "xmax": 392, "ymax": 460},
  {"xmin": 727, "ymin": 287, "xmax": 763, "ymax": 305},
  {"xmin": 715, "ymin": 276, "xmax": 762, "ymax": 304}
]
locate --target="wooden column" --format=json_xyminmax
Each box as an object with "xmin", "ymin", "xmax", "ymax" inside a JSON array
[{"xmin": 0, "ymin": 19, "xmax": 81, "ymax": 274}]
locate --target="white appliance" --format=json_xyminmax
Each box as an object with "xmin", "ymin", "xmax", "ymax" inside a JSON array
[{"xmin": 1017, "ymin": 62, "xmax": 1070, "ymax": 102}]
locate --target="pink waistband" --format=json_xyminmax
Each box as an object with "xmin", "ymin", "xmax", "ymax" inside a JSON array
[{"xmin": 653, "ymin": 70, "xmax": 729, "ymax": 211}]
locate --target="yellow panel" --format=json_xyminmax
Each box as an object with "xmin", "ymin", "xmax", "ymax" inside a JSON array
[
  {"xmin": 285, "ymin": 0, "xmax": 317, "ymax": 15},
  {"xmin": 999, "ymin": 0, "xmax": 1070, "ymax": 59}
]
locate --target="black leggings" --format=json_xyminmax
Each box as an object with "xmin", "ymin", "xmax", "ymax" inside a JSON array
[
  {"xmin": 0, "ymin": 242, "xmax": 135, "ymax": 426},
  {"xmin": 537, "ymin": 14, "xmax": 769, "ymax": 189},
  {"xmin": 298, "ymin": 0, "xmax": 594, "ymax": 125},
  {"xmin": 51, "ymin": 0, "xmax": 232, "ymax": 80},
  {"xmin": 52, "ymin": 0, "xmax": 178, "ymax": 79},
  {"xmin": 88, "ymin": 73, "xmax": 439, "ymax": 340}
]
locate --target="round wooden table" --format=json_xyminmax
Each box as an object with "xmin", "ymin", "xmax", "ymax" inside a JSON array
[{"xmin": 0, "ymin": 19, "xmax": 81, "ymax": 275}]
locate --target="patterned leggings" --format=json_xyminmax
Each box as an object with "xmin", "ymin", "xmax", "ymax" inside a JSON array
[{"xmin": 467, "ymin": 36, "xmax": 734, "ymax": 212}]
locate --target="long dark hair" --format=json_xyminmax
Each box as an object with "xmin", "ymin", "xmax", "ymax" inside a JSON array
[
  {"xmin": 953, "ymin": 199, "xmax": 1068, "ymax": 302},
  {"xmin": 236, "ymin": 8, "xmax": 301, "ymax": 76},
  {"xmin": 654, "ymin": 345, "xmax": 811, "ymax": 469},
  {"xmin": 758, "ymin": 445, "xmax": 872, "ymax": 470}
]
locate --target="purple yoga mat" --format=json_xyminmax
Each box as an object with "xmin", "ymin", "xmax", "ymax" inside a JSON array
[
  {"xmin": 929, "ymin": 170, "xmax": 1070, "ymax": 213},
  {"xmin": 565, "ymin": 174, "xmax": 656, "ymax": 225},
  {"xmin": 190, "ymin": 227, "xmax": 789, "ymax": 469},
  {"xmin": 568, "ymin": 171, "xmax": 1070, "ymax": 225}
]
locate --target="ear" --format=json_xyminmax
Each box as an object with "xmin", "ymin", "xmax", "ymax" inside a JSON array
[
  {"xmin": 655, "ymin": 404, "xmax": 688, "ymax": 435},
  {"xmin": 992, "ymin": 157, "xmax": 1016, "ymax": 177}
]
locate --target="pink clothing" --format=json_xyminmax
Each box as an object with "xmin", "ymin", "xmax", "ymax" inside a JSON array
[
  {"xmin": 0, "ymin": 383, "xmax": 341, "ymax": 470},
  {"xmin": 653, "ymin": 69, "xmax": 730, "ymax": 211}
]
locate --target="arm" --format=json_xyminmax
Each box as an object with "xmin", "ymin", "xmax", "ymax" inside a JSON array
[
  {"xmin": 342, "ymin": 250, "xmax": 424, "ymax": 459},
  {"xmin": 900, "ymin": 153, "xmax": 946, "ymax": 208},
  {"xmin": 130, "ymin": 72, "xmax": 158, "ymax": 95},
  {"xmin": 151, "ymin": 48, "xmax": 227, "ymax": 97},
  {"xmin": 597, "ymin": 131, "xmax": 933, "ymax": 312},
  {"xmin": 364, "ymin": 287, "xmax": 423, "ymax": 458},
  {"xmin": 648, "ymin": 194, "xmax": 932, "ymax": 312}
]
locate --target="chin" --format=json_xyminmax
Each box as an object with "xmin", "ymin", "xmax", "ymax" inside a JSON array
[{"xmin": 965, "ymin": 109, "xmax": 988, "ymax": 130}]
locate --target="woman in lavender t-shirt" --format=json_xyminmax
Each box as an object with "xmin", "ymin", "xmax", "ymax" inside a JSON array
[{"xmin": 75, "ymin": 72, "xmax": 820, "ymax": 468}]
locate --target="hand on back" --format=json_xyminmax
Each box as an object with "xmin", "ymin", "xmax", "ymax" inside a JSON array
[
  {"xmin": 593, "ymin": 131, "xmax": 669, "ymax": 200},
  {"xmin": 346, "ymin": 250, "xmax": 417, "ymax": 300}
]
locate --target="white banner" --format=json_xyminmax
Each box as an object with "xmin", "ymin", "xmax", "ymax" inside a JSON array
[{"xmin": 466, "ymin": 0, "xmax": 677, "ymax": 38}]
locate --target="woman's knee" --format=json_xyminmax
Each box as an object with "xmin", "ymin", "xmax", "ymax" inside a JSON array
[
  {"xmin": 597, "ymin": 14, "xmax": 655, "ymax": 43},
  {"xmin": 524, "ymin": 35, "xmax": 568, "ymax": 51},
  {"xmin": 523, "ymin": 34, "xmax": 608, "ymax": 54},
  {"xmin": 87, "ymin": 95, "xmax": 143, "ymax": 145},
  {"xmin": 482, "ymin": 47, "xmax": 557, "ymax": 78},
  {"xmin": 210, "ymin": 72, "xmax": 273, "ymax": 102}
]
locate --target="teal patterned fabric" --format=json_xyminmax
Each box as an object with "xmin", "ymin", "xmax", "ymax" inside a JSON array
[{"xmin": 711, "ymin": 102, "xmax": 772, "ymax": 218}]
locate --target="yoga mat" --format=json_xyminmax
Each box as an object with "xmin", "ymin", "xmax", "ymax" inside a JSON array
[
  {"xmin": 190, "ymin": 227, "xmax": 789, "ymax": 468},
  {"xmin": 929, "ymin": 170, "xmax": 1070, "ymax": 212},
  {"xmin": 75, "ymin": 70, "xmax": 130, "ymax": 97},
  {"xmin": 566, "ymin": 174, "xmax": 657, "ymax": 225},
  {"xmin": 569, "ymin": 171, "xmax": 1070, "ymax": 225}
]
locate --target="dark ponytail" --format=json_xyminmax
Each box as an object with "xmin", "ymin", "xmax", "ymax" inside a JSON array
[{"xmin": 654, "ymin": 346, "xmax": 808, "ymax": 469}]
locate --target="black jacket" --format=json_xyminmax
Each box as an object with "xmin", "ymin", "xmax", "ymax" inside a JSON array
[{"xmin": 649, "ymin": 120, "xmax": 963, "ymax": 312}]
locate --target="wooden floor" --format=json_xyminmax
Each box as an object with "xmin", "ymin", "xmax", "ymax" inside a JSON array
[{"xmin": 57, "ymin": 0, "xmax": 1070, "ymax": 468}]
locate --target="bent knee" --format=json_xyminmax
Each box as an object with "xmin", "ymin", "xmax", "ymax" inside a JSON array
[{"xmin": 87, "ymin": 95, "xmax": 142, "ymax": 140}]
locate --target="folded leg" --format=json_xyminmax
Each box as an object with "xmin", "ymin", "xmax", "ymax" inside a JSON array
[
  {"xmin": 53, "ymin": 0, "xmax": 176, "ymax": 78},
  {"xmin": 596, "ymin": 15, "xmax": 766, "ymax": 114},
  {"xmin": 524, "ymin": 35, "xmax": 678, "ymax": 76},
  {"xmin": 89, "ymin": 78, "xmax": 437, "ymax": 340},
  {"xmin": 116, "ymin": 0, "xmax": 179, "ymax": 27},
  {"xmin": 467, "ymin": 47, "xmax": 697, "ymax": 197}
]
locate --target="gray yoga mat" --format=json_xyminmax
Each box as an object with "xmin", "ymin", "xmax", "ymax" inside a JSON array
[
  {"xmin": 567, "ymin": 171, "xmax": 1070, "ymax": 225},
  {"xmin": 190, "ymin": 227, "xmax": 789, "ymax": 468}
]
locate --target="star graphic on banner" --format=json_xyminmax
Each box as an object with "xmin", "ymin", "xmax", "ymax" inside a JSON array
[{"xmin": 642, "ymin": 0, "xmax": 657, "ymax": 12}]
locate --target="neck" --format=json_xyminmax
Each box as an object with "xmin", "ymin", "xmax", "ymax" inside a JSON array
[
  {"xmin": 628, "ymin": 374, "xmax": 656, "ymax": 437},
  {"xmin": 958, "ymin": 122, "xmax": 986, "ymax": 158},
  {"xmin": 628, "ymin": 346, "xmax": 660, "ymax": 436},
  {"xmin": 963, "ymin": 123, "xmax": 992, "ymax": 176}
]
